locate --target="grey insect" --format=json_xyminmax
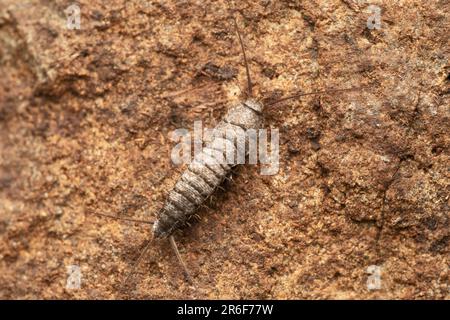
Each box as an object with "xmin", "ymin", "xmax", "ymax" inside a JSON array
[
  {"xmin": 137, "ymin": 15, "xmax": 264, "ymax": 284},
  {"xmin": 153, "ymin": 98, "xmax": 263, "ymax": 239},
  {"xmin": 94, "ymin": 8, "xmax": 357, "ymax": 286}
]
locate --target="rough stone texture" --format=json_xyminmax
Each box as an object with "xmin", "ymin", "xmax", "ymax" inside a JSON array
[{"xmin": 0, "ymin": 0, "xmax": 448, "ymax": 299}]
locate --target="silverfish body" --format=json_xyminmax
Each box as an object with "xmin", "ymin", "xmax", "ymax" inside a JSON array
[{"xmin": 153, "ymin": 99, "xmax": 263, "ymax": 239}]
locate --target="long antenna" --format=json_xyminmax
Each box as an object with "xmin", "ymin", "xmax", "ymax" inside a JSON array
[
  {"xmin": 91, "ymin": 211, "xmax": 154, "ymax": 225},
  {"xmin": 266, "ymin": 86, "xmax": 365, "ymax": 106},
  {"xmin": 169, "ymin": 235, "xmax": 194, "ymax": 284},
  {"xmin": 92, "ymin": 211, "xmax": 195, "ymax": 286},
  {"xmin": 230, "ymin": 5, "xmax": 253, "ymax": 97},
  {"xmin": 121, "ymin": 239, "xmax": 153, "ymax": 289}
]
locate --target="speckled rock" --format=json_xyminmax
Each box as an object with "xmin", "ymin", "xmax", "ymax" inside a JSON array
[{"xmin": 0, "ymin": 0, "xmax": 448, "ymax": 299}]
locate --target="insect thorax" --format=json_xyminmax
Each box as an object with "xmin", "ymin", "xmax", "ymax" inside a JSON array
[{"xmin": 223, "ymin": 99, "xmax": 264, "ymax": 130}]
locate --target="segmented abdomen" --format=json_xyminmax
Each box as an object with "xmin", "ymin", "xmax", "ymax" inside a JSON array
[{"xmin": 152, "ymin": 100, "xmax": 263, "ymax": 238}]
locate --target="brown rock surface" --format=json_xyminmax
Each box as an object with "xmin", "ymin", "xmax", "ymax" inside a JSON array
[{"xmin": 0, "ymin": 0, "xmax": 448, "ymax": 299}]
